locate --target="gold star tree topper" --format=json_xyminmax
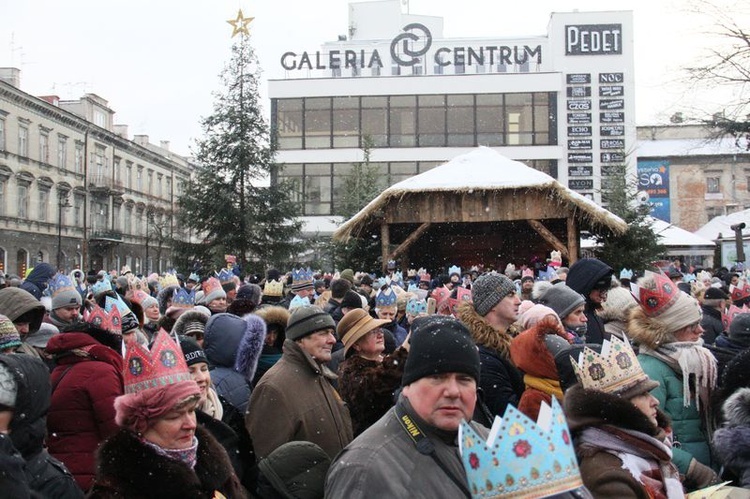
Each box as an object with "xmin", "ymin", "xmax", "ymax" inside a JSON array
[{"xmin": 227, "ymin": 9, "xmax": 253, "ymax": 38}]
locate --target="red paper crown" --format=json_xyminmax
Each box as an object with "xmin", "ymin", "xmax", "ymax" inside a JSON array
[
  {"xmin": 123, "ymin": 329, "xmax": 192, "ymax": 395},
  {"xmin": 131, "ymin": 290, "xmax": 151, "ymax": 307},
  {"xmin": 448, "ymin": 288, "xmax": 473, "ymax": 316},
  {"xmin": 723, "ymin": 304, "xmax": 749, "ymax": 330},
  {"xmin": 202, "ymin": 277, "xmax": 223, "ymax": 299},
  {"xmin": 629, "ymin": 270, "xmax": 680, "ymax": 317},
  {"xmin": 730, "ymin": 280, "xmax": 750, "ymax": 302},
  {"xmin": 84, "ymin": 305, "xmax": 122, "ymax": 335},
  {"xmin": 522, "ymin": 268, "xmax": 534, "ymax": 279}
]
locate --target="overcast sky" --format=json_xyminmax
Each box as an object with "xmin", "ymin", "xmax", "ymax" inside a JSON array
[{"xmin": 0, "ymin": 0, "xmax": 741, "ymax": 156}]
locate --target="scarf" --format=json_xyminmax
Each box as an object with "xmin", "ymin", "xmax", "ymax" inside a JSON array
[
  {"xmin": 640, "ymin": 341, "xmax": 717, "ymax": 411},
  {"xmin": 200, "ymin": 387, "xmax": 224, "ymax": 421},
  {"xmin": 142, "ymin": 435, "xmax": 199, "ymax": 469},
  {"xmin": 523, "ymin": 374, "xmax": 563, "ymax": 400},
  {"xmin": 578, "ymin": 426, "xmax": 683, "ymax": 499}
]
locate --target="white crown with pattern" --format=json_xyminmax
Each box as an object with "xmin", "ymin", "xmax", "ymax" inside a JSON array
[{"xmin": 571, "ymin": 335, "xmax": 649, "ymax": 395}]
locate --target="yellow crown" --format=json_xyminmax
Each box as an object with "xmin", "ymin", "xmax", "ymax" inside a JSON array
[
  {"xmin": 571, "ymin": 335, "xmax": 649, "ymax": 395},
  {"xmin": 159, "ymin": 273, "xmax": 179, "ymax": 290},
  {"xmin": 264, "ymin": 279, "xmax": 284, "ymax": 297}
]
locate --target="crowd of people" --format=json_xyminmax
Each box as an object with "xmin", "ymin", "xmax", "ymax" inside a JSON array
[{"xmin": 1, "ymin": 255, "xmax": 750, "ymax": 498}]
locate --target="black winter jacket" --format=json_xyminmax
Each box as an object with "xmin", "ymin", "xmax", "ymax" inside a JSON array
[
  {"xmin": 701, "ymin": 306, "xmax": 725, "ymax": 345},
  {"xmin": 566, "ymin": 258, "xmax": 613, "ymax": 345}
]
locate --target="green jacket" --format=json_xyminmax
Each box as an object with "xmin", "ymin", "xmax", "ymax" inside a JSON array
[{"xmin": 638, "ymin": 353, "xmax": 711, "ymax": 473}]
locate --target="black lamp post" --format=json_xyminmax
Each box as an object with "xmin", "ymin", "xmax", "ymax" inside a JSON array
[{"xmin": 57, "ymin": 193, "xmax": 72, "ymax": 270}]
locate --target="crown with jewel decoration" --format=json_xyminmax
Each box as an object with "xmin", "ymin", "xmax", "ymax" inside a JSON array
[
  {"xmin": 127, "ymin": 274, "xmax": 148, "ymax": 293},
  {"xmin": 130, "ymin": 290, "xmax": 152, "ymax": 307},
  {"xmin": 123, "ymin": 329, "xmax": 193, "ymax": 395},
  {"xmin": 291, "ymin": 267, "xmax": 314, "ymax": 292},
  {"xmin": 48, "ymin": 273, "xmax": 77, "ymax": 298},
  {"xmin": 730, "ymin": 279, "xmax": 750, "ymax": 303},
  {"xmin": 263, "ymin": 279, "xmax": 284, "ymax": 297},
  {"xmin": 171, "ymin": 287, "xmax": 195, "ymax": 309},
  {"xmin": 391, "ymin": 271, "xmax": 404, "ymax": 287},
  {"xmin": 202, "ymin": 277, "xmax": 223, "ymax": 298},
  {"xmin": 723, "ymin": 304, "xmax": 749, "ymax": 330},
  {"xmin": 629, "ymin": 270, "xmax": 680, "ymax": 317},
  {"xmin": 216, "ymin": 268, "xmax": 235, "ymax": 285},
  {"xmin": 570, "ymin": 335, "xmax": 649, "ymax": 396},
  {"xmin": 459, "ymin": 398, "xmax": 582, "ymax": 499},
  {"xmin": 159, "ymin": 273, "xmax": 179, "ymax": 291},
  {"xmin": 406, "ymin": 298, "xmax": 428, "ymax": 315},
  {"xmin": 91, "ymin": 279, "xmax": 113, "ymax": 296},
  {"xmin": 105, "ymin": 294, "xmax": 133, "ymax": 317},
  {"xmin": 448, "ymin": 287, "xmax": 473, "ymax": 316},
  {"xmin": 375, "ymin": 287, "xmax": 397, "ymax": 307},
  {"xmin": 84, "ymin": 304, "xmax": 122, "ymax": 336},
  {"xmin": 449, "ymin": 265, "xmax": 462, "ymax": 276}
]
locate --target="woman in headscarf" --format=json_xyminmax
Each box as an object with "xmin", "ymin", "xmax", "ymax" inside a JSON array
[{"xmin": 88, "ymin": 330, "xmax": 245, "ymax": 498}]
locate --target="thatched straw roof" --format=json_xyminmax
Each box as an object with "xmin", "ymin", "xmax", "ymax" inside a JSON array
[{"xmin": 334, "ymin": 147, "xmax": 628, "ymax": 241}]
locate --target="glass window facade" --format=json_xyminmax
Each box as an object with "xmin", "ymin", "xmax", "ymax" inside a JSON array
[{"xmin": 273, "ymin": 92, "xmax": 556, "ymax": 150}]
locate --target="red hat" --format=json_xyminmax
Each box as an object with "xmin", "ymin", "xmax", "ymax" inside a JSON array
[
  {"xmin": 730, "ymin": 279, "xmax": 750, "ymax": 303},
  {"xmin": 629, "ymin": 271, "xmax": 679, "ymax": 317},
  {"xmin": 83, "ymin": 304, "xmax": 122, "ymax": 336}
]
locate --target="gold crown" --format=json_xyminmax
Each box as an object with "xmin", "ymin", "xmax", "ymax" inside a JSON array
[
  {"xmin": 571, "ymin": 336, "xmax": 649, "ymax": 395},
  {"xmin": 159, "ymin": 273, "xmax": 179, "ymax": 290},
  {"xmin": 264, "ymin": 279, "xmax": 284, "ymax": 297}
]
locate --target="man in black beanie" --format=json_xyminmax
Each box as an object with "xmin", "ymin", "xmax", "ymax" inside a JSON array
[{"xmin": 326, "ymin": 315, "xmax": 487, "ymax": 498}]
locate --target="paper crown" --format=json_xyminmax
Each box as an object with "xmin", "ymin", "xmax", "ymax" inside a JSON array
[
  {"xmin": 407, "ymin": 283, "xmax": 419, "ymax": 293},
  {"xmin": 127, "ymin": 274, "xmax": 148, "ymax": 293},
  {"xmin": 49, "ymin": 273, "xmax": 76, "ymax": 298},
  {"xmin": 407, "ymin": 268, "xmax": 417, "ymax": 278},
  {"xmin": 619, "ymin": 268, "xmax": 633, "ymax": 280},
  {"xmin": 387, "ymin": 259, "xmax": 397, "ymax": 270},
  {"xmin": 91, "ymin": 279, "xmax": 112, "ymax": 296},
  {"xmin": 448, "ymin": 287, "xmax": 473, "ymax": 316},
  {"xmin": 683, "ymin": 273, "xmax": 696, "ymax": 283},
  {"xmin": 549, "ymin": 250, "xmax": 562, "ymax": 267},
  {"xmin": 225, "ymin": 254, "xmax": 237, "ymax": 264},
  {"xmin": 123, "ymin": 329, "xmax": 193, "ymax": 395},
  {"xmin": 723, "ymin": 304, "xmax": 749, "ymax": 330},
  {"xmin": 505, "ymin": 263, "xmax": 516, "ymax": 275},
  {"xmin": 449, "ymin": 265, "xmax": 462, "ymax": 276},
  {"xmin": 375, "ymin": 287, "xmax": 397, "ymax": 307},
  {"xmin": 391, "ymin": 271, "xmax": 404, "ymax": 286},
  {"xmin": 84, "ymin": 305, "xmax": 122, "ymax": 336},
  {"xmin": 159, "ymin": 273, "xmax": 179, "ymax": 290},
  {"xmin": 521, "ymin": 268, "xmax": 534, "ymax": 279},
  {"xmin": 131, "ymin": 290, "xmax": 152, "ymax": 307},
  {"xmin": 289, "ymin": 295, "xmax": 311, "ymax": 310},
  {"xmin": 291, "ymin": 267, "xmax": 314, "ymax": 290},
  {"xmin": 105, "ymin": 294, "xmax": 133, "ymax": 317},
  {"xmin": 697, "ymin": 270, "xmax": 712, "ymax": 283},
  {"xmin": 188, "ymin": 273, "xmax": 200, "ymax": 283},
  {"xmin": 120, "ymin": 265, "xmax": 132, "ymax": 276},
  {"xmin": 571, "ymin": 335, "xmax": 648, "ymax": 396},
  {"xmin": 417, "ymin": 267, "xmax": 428, "ymax": 276},
  {"xmin": 459, "ymin": 398, "xmax": 582, "ymax": 499},
  {"xmin": 730, "ymin": 279, "xmax": 750, "ymax": 302},
  {"xmin": 171, "ymin": 287, "xmax": 195, "ymax": 309},
  {"xmin": 202, "ymin": 277, "xmax": 223, "ymax": 297},
  {"xmin": 216, "ymin": 268, "xmax": 235, "ymax": 284},
  {"xmin": 406, "ymin": 298, "xmax": 428, "ymax": 315},
  {"xmin": 263, "ymin": 279, "xmax": 284, "ymax": 297},
  {"xmin": 629, "ymin": 270, "xmax": 680, "ymax": 317},
  {"xmin": 420, "ymin": 272, "xmax": 431, "ymax": 283}
]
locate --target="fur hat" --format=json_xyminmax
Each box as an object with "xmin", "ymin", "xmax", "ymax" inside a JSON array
[
  {"xmin": 234, "ymin": 315, "xmax": 267, "ymax": 383},
  {"xmin": 157, "ymin": 285, "xmax": 179, "ymax": 315},
  {"xmin": 721, "ymin": 387, "xmax": 750, "ymax": 427},
  {"xmin": 173, "ymin": 309, "xmax": 210, "ymax": 342},
  {"xmin": 472, "ymin": 272, "xmax": 516, "ymax": 317},
  {"xmin": 255, "ymin": 306, "xmax": 289, "ymax": 350},
  {"xmin": 285, "ymin": 306, "xmax": 335, "ymax": 341},
  {"xmin": 538, "ymin": 283, "xmax": 584, "ymax": 321}
]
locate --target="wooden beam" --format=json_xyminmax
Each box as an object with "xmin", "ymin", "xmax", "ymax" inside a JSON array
[
  {"xmin": 527, "ymin": 219, "xmax": 569, "ymax": 259},
  {"xmin": 567, "ymin": 216, "xmax": 579, "ymax": 265},
  {"xmin": 388, "ymin": 223, "xmax": 431, "ymax": 262},
  {"xmin": 381, "ymin": 222, "xmax": 390, "ymax": 274}
]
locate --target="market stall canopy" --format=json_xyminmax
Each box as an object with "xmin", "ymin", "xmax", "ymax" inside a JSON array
[{"xmin": 334, "ymin": 147, "xmax": 628, "ymax": 271}]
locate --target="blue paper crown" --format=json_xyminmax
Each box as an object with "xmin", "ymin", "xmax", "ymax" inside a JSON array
[
  {"xmin": 392, "ymin": 270, "xmax": 404, "ymax": 286},
  {"xmin": 216, "ymin": 268, "xmax": 235, "ymax": 284},
  {"xmin": 105, "ymin": 294, "xmax": 132, "ymax": 317},
  {"xmin": 91, "ymin": 279, "xmax": 113, "ymax": 296},
  {"xmin": 171, "ymin": 287, "xmax": 195, "ymax": 308},
  {"xmin": 406, "ymin": 298, "xmax": 427, "ymax": 315},
  {"xmin": 188, "ymin": 273, "xmax": 200, "ymax": 282},
  {"xmin": 48, "ymin": 273, "xmax": 76, "ymax": 297},
  {"xmin": 375, "ymin": 287, "xmax": 397, "ymax": 307},
  {"xmin": 619, "ymin": 268, "xmax": 633, "ymax": 280},
  {"xmin": 407, "ymin": 283, "xmax": 419, "ymax": 293},
  {"xmin": 289, "ymin": 294, "xmax": 311, "ymax": 309},
  {"xmin": 683, "ymin": 273, "xmax": 697, "ymax": 283},
  {"xmin": 449, "ymin": 265, "xmax": 462, "ymax": 276},
  {"xmin": 459, "ymin": 398, "xmax": 583, "ymax": 499},
  {"xmin": 292, "ymin": 267, "xmax": 313, "ymax": 284},
  {"xmin": 387, "ymin": 259, "xmax": 397, "ymax": 270}
]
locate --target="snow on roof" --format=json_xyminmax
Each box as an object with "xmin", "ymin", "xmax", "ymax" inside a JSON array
[
  {"xmin": 648, "ymin": 218, "xmax": 716, "ymax": 247},
  {"xmin": 636, "ymin": 136, "xmax": 750, "ymax": 158},
  {"xmin": 300, "ymin": 216, "xmax": 344, "ymax": 236},
  {"xmin": 694, "ymin": 209, "xmax": 750, "ymax": 240},
  {"xmin": 334, "ymin": 147, "xmax": 627, "ymax": 241}
]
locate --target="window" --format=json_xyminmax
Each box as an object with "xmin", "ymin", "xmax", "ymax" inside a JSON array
[
  {"xmin": 124, "ymin": 206, "xmax": 132, "ymax": 235},
  {"xmin": 304, "ymin": 98, "xmax": 332, "ymax": 149},
  {"xmin": 447, "ymin": 95, "xmax": 475, "ymax": 146},
  {"xmin": 304, "ymin": 164, "xmax": 332, "ymax": 215},
  {"xmin": 275, "ymin": 99, "xmax": 303, "ymax": 149},
  {"xmin": 505, "ymin": 93, "xmax": 534, "ymax": 145},
  {"xmin": 137, "ymin": 167, "xmax": 143, "ymax": 191},
  {"xmin": 18, "ymin": 125, "xmax": 29, "ymax": 157},
  {"xmin": 38, "ymin": 189, "xmax": 48, "ymax": 222},
  {"xmin": 74, "ymin": 142, "xmax": 83, "ymax": 174},
  {"xmin": 113, "ymin": 157, "xmax": 121, "ymax": 186},
  {"xmin": 147, "ymin": 170, "xmax": 154, "ymax": 194},
  {"xmin": 94, "ymin": 147, "xmax": 106, "ymax": 182},
  {"xmin": 332, "ymin": 97, "xmax": 359, "ymax": 148},
  {"xmin": 0, "ymin": 117, "xmax": 5, "ymax": 151},
  {"xmin": 157, "ymin": 174, "xmax": 163, "ymax": 198},
  {"xmin": 476, "ymin": 94, "xmax": 504, "ymax": 146},
  {"xmin": 0, "ymin": 179, "xmax": 5, "ymax": 215},
  {"xmin": 57, "ymin": 136, "xmax": 68, "ymax": 169},
  {"xmin": 389, "ymin": 96, "xmax": 416, "ymax": 147},
  {"xmin": 166, "ymin": 177, "xmax": 172, "ymax": 197},
  {"xmin": 74, "ymin": 195, "xmax": 83, "ymax": 226},
  {"xmin": 707, "ymin": 177, "xmax": 720, "ymax": 194},
  {"xmin": 94, "ymin": 110, "xmax": 106, "ymax": 128},
  {"xmin": 113, "ymin": 204, "xmax": 121, "ymax": 231},
  {"xmin": 126, "ymin": 161, "xmax": 133, "ymax": 189},
  {"xmin": 417, "ymin": 95, "xmax": 446, "ymax": 146},
  {"xmin": 361, "ymin": 97, "xmax": 388, "ymax": 147},
  {"xmin": 39, "ymin": 132, "xmax": 49, "ymax": 164},
  {"xmin": 17, "ymin": 183, "xmax": 28, "ymax": 218}
]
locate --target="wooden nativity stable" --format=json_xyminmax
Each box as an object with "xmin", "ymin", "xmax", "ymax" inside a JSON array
[{"xmin": 333, "ymin": 147, "xmax": 629, "ymax": 273}]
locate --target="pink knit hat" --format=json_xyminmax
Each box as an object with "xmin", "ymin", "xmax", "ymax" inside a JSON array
[{"xmin": 519, "ymin": 304, "xmax": 561, "ymax": 330}]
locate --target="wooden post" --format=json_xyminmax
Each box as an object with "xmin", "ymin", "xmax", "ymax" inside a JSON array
[
  {"xmin": 381, "ymin": 222, "xmax": 390, "ymax": 274},
  {"xmin": 527, "ymin": 220, "xmax": 569, "ymax": 259},
  {"xmin": 567, "ymin": 216, "xmax": 579, "ymax": 265},
  {"xmin": 388, "ymin": 223, "xmax": 431, "ymax": 262}
]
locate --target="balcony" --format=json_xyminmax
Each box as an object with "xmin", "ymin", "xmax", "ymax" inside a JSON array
[
  {"xmin": 89, "ymin": 229, "xmax": 123, "ymax": 242},
  {"xmin": 88, "ymin": 173, "xmax": 125, "ymax": 195}
]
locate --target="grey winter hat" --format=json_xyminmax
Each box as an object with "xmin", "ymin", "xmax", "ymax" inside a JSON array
[
  {"xmin": 51, "ymin": 287, "xmax": 82, "ymax": 311},
  {"xmin": 472, "ymin": 272, "xmax": 516, "ymax": 316},
  {"xmin": 538, "ymin": 283, "xmax": 585, "ymax": 321},
  {"xmin": 258, "ymin": 441, "xmax": 331, "ymax": 499},
  {"xmin": 285, "ymin": 306, "xmax": 335, "ymax": 341},
  {"xmin": 729, "ymin": 313, "xmax": 750, "ymax": 347}
]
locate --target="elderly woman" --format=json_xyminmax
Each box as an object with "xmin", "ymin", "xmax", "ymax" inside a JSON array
[
  {"xmin": 336, "ymin": 308, "xmax": 409, "ymax": 436},
  {"xmin": 628, "ymin": 271, "xmax": 719, "ymax": 489},
  {"xmin": 88, "ymin": 330, "xmax": 245, "ymax": 498},
  {"xmin": 565, "ymin": 336, "xmax": 684, "ymax": 498}
]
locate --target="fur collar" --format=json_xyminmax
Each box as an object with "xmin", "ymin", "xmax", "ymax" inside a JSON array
[
  {"xmin": 722, "ymin": 387, "xmax": 750, "ymax": 427},
  {"xmin": 564, "ymin": 384, "xmax": 668, "ymax": 437},
  {"xmin": 457, "ymin": 301, "xmax": 511, "ymax": 357},
  {"xmin": 93, "ymin": 426, "xmax": 239, "ymax": 498},
  {"xmin": 626, "ymin": 307, "xmax": 675, "ymax": 350}
]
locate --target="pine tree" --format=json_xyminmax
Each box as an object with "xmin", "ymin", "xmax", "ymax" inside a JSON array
[
  {"xmin": 594, "ymin": 162, "xmax": 666, "ymax": 270},
  {"xmin": 176, "ymin": 36, "xmax": 302, "ymax": 273}
]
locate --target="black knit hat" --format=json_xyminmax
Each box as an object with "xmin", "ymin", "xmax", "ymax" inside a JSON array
[
  {"xmin": 402, "ymin": 316, "xmax": 480, "ymax": 387},
  {"xmin": 286, "ymin": 306, "xmax": 335, "ymax": 341},
  {"xmin": 340, "ymin": 290, "xmax": 364, "ymax": 310},
  {"xmin": 703, "ymin": 287, "xmax": 728, "ymax": 307},
  {"xmin": 729, "ymin": 313, "xmax": 750, "ymax": 347},
  {"xmin": 178, "ymin": 335, "xmax": 208, "ymax": 367}
]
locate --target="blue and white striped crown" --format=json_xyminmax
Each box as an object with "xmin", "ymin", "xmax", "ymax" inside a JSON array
[
  {"xmin": 459, "ymin": 398, "xmax": 583, "ymax": 499},
  {"xmin": 375, "ymin": 287, "xmax": 397, "ymax": 307}
]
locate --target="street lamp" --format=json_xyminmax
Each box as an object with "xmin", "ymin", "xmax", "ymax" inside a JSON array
[{"xmin": 57, "ymin": 193, "xmax": 72, "ymax": 270}]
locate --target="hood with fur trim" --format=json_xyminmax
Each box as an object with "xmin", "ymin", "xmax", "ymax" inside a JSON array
[
  {"xmin": 721, "ymin": 387, "xmax": 750, "ymax": 427},
  {"xmin": 457, "ymin": 300, "xmax": 513, "ymax": 357},
  {"xmin": 510, "ymin": 317, "xmax": 568, "ymax": 379},
  {"xmin": 172, "ymin": 308, "xmax": 210, "ymax": 338},
  {"xmin": 254, "ymin": 305, "xmax": 289, "ymax": 349},
  {"xmin": 157, "ymin": 285, "xmax": 179, "ymax": 315},
  {"xmin": 234, "ymin": 314, "xmax": 267, "ymax": 383},
  {"xmin": 626, "ymin": 306, "xmax": 676, "ymax": 350}
]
